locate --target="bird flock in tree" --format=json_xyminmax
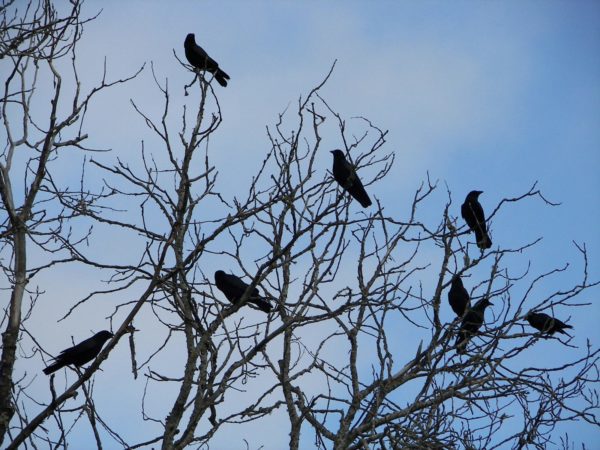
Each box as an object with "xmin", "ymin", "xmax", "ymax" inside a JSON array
[{"xmin": 42, "ymin": 34, "xmax": 574, "ymax": 375}]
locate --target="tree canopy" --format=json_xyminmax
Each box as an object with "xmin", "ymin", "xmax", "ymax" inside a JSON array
[{"xmin": 1, "ymin": 1, "xmax": 598, "ymax": 449}]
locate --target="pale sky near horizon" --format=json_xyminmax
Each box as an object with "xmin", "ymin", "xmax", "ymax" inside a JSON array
[{"xmin": 7, "ymin": 0, "xmax": 600, "ymax": 448}]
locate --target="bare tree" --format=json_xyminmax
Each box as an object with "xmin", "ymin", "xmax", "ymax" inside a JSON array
[
  {"xmin": 0, "ymin": 0, "xmax": 141, "ymax": 446},
  {"xmin": 1, "ymin": 2, "xmax": 598, "ymax": 449}
]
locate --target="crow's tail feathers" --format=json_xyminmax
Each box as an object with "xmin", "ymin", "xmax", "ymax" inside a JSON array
[
  {"xmin": 455, "ymin": 332, "xmax": 468, "ymax": 355},
  {"xmin": 350, "ymin": 185, "xmax": 372, "ymax": 208},
  {"xmin": 215, "ymin": 68, "xmax": 230, "ymax": 87},
  {"xmin": 357, "ymin": 193, "xmax": 372, "ymax": 208},
  {"xmin": 251, "ymin": 297, "xmax": 272, "ymax": 314},
  {"xmin": 557, "ymin": 324, "xmax": 574, "ymax": 337},
  {"xmin": 43, "ymin": 361, "xmax": 64, "ymax": 375},
  {"xmin": 475, "ymin": 229, "xmax": 492, "ymax": 250}
]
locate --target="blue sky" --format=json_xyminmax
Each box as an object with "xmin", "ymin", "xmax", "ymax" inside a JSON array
[{"xmin": 11, "ymin": 0, "xmax": 599, "ymax": 448}]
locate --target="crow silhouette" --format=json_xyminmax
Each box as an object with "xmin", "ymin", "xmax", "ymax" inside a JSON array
[
  {"xmin": 461, "ymin": 190, "xmax": 492, "ymax": 249},
  {"xmin": 214, "ymin": 270, "xmax": 272, "ymax": 313},
  {"xmin": 456, "ymin": 298, "xmax": 493, "ymax": 354},
  {"xmin": 43, "ymin": 330, "xmax": 113, "ymax": 375},
  {"xmin": 330, "ymin": 149, "xmax": 372, "ymax": 208},
  {"xmin": 448, "ymin": 275, "xmax": 470, "ymax": 318},
  {"xmin": 526, "ymin": 311, "xmax": 573, "ymax": 336},
  {"xmin": 184, "ymin": 33, "xmax": 230, "ymax": 87}
]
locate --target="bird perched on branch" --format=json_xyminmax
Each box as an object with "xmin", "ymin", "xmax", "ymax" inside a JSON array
[
  {"xmin": 43, "ymin": 330, "xmax": 113, "ymax": 375},
  {"xmin": 456, "ymin": 298, "xmax": 493, "ymax": 354},
  {"xmin": 330, "ymin": 149, "xmax": 372, "ymax": 208},
  {"xmin": 214, "ymin": 270, "xmax": 272, "ymax": 313},
  {"xmin": 526, "ymin": 311, "xmax": 573, "ymax": 336},
  {"xmin": 448, "ymin": 275, "xmax": 470, "ymax": 318},
  {"xmin": 184, "ymin": 33, "xmax": 230, "ymax": 87},
  {"xmin": 461, "ymin": 190, "xmax": 492, "ymax": 250}
]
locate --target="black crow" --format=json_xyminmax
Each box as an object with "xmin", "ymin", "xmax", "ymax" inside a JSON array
[
  {"xmin": 448, "ymin": 275, "xmax": 470, "ymax": 318},
  {"xmin": 456, "ymin": 298, "xmax": 493, "ymax": 354},
  {"xmin": 43, "ymin": 330, "xmax": 113, "ymax": 375},
  {"xmin": 330, "ymin": 149, "xmax": 372, "ymax": 208},
  {"xmin": 461, "ymin": 190, "xmax": 492, "ymax": 250},
  {"xmin": 526, "ymin": 311, "xmax": 573, "ymax": 336},
  {"xmin": 214, "ymin": 270, "xmax": 272, "ymax": 313},
  {"xmin": 184, "ymin": 33, "xmax": 230, "ymax": 87}
]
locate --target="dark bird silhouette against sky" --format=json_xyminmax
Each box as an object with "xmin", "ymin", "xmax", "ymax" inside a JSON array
[
  {"xmin": 448, "ymin": 275, "xmax": 470, "ymax": 318},
  {"xmin": 456, "ymin": 298, "xmax": 493, "ymax": 354},
  {"xmin": 330, "ymin": 149, "xmax": 372, "ymax": 208},
  {"xmin": 184, "ymin": 33, "xmax": 230, "ymax": 87},
  {"xmin": 43, "ymin": 330, "xmax": 113, "ymax": 375},
  {"xmin": 461, "ymin": 190, "xmax": 492, "ymax": 250},
  {"xmin": 214, "ymin": 270, "xmax": 272, "ymax": 313},
  {"xmin": 526, "ymin": 311, "xmax": 573, "ymax": 336}
]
